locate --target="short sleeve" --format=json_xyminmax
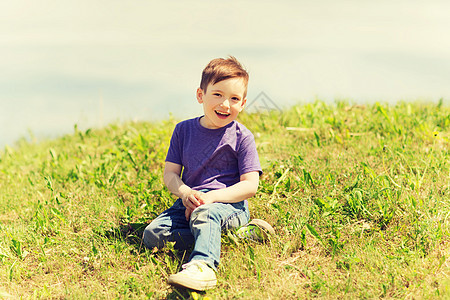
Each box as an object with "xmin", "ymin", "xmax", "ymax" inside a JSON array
[
  {"xmin": 237, "ymin": 132, "xmax": 262, "ymax": 176},
  {"xmin": 165, "ymin": 124, "xmax": 183, "ymax": 165}
]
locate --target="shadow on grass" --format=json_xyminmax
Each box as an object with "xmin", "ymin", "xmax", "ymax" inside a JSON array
[
  {"xmin": 100, "ymin": 223, "xmax": 237, "ymax": 299},
  {"xmin": 100, "ymin": 222, "xmax": 193, "ymax": 264},
  {"xmin": 166, "ymin": 287, "xmax": 205, "ymax": 300},
  {"xmin": 100, "ymin": 222, "xmax": 149, "ymax": 249}
]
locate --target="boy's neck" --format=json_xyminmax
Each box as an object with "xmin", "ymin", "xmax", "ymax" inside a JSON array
[{"xmin": 198, "ymin": 116, "xmax": 234, "ymax": 130}]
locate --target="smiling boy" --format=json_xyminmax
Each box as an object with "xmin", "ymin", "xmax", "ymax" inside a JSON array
[{"xmin": 142, "ymin": 56, "xmax": 272, "ymax": 291}]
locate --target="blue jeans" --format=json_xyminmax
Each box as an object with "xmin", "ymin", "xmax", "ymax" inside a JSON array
[{"xmin": 142, "ymin": 198, "xmax": 250, "ymax": 270}]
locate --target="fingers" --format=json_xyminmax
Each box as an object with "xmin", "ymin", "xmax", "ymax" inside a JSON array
[
  {"xmin": 182, "ymin": 190, "xmax": 205, "ymax": 220},
  {"xmin": 194, "ymin": 190, "xmax": 214, "ymax": 205},
  {"xmin": 189, "ymin": 190, "xmax": 205, "ymax": 204},
  {"xmin": 188, "ymin": 194, "xmax": 201, "ymax": 207},
  {"xmin": 182, "ymin": 197, "xmax": 196, "ymax": 211},
  {"xmin": 185, "ymin": 208, "xmax": 192, "ymax": 221},
  {"xmin": 182, "ymin": 192, "xmax": 201, "ymax": 211}
]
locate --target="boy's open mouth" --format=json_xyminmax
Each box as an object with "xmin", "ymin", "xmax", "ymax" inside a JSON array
[{"xmin": 215, "ymin": 110, "xmax": 230, "ymax": 118}]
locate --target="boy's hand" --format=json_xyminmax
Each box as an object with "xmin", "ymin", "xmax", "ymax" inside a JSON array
[
  {"xmin": 183, "ymin": 189, "xmax": 216, "ymax": 220},
  {"xmin": 185, "ymin": 207, "xmax": 193, "ymax": 220},
  {"xmin": 181, "ymin": 189, "xmax": 203, "ymax": 212},
  {"xmin": 196, "ymin": 191, "xmax": 216, "ymax": 205}
]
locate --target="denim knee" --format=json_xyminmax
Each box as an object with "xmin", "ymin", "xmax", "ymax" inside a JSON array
[
  {"xmin": 142, "ymin": 223, "xmax": 163, "ymax": 249},
  {"xmin": 190, "ymin": 203, "xmax": 248, "ymax": 230},
  {"xmin": 190, "ymin": 204, "xmax": 219, "ymax": 226}
]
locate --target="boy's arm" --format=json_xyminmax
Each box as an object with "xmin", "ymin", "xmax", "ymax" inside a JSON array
[
  {"xmin": 163, "ymin": 161, "xmax": 202, "ymax": 212},
  {"xmin": 198, "ymin": 171, "xmax": 259, "ymax": 204}
]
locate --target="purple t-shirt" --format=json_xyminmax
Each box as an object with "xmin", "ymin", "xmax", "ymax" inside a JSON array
[{"xmin": 165, "ymin": 116, "xmax": 262, "ymax": 191}]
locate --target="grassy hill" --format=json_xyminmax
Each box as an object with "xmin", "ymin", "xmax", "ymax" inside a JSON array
[{"xmin": 0, "ymin": 101, "xmax": 448, "ymax": 299}]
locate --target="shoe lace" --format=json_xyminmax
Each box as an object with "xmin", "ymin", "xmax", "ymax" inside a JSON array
[{"xmin": 181, "ymin": 261, "xmax": 206, "ymax": 273}]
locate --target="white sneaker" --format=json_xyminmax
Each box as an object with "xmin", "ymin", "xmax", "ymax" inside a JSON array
[{"xmin": 168, "ymin": 260, "xmax": 217, "ymax": 290}]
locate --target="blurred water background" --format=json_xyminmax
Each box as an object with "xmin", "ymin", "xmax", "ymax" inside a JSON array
[{"xmin": 1, "ymin": 0, "xmax": 449, "ymax": 147}]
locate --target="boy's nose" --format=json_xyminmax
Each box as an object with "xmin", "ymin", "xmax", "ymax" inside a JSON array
[{"xmin": 221, "ymin": 99, "xmax": 230, "ymax": 108}]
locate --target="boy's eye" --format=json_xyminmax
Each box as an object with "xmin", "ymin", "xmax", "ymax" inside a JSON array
[
  {"xmin": 231, "ymin": 97, "xmax": 240, "ymax": 101},
  {"xmin": 213, "ymin": 93, "xmax": 221, "ymax": 97}
]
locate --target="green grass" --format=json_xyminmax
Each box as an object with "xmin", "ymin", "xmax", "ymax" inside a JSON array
[{"xmin": 0, "ymin": 100, "xmax": 448, "ymax": 299}]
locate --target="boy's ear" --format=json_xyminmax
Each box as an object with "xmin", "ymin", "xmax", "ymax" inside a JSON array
[
  {"xmin": 238, "ymin": 97, "xmax": 247, "ymax": 112},
  {"xmin": 196, "ymin": 88, "xmax": 204, "ymax": 103}
]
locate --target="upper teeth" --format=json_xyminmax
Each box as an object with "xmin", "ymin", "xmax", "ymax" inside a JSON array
[{"xmin": 216, "ymin": 111, "xmax": 229, "ymax": 115}]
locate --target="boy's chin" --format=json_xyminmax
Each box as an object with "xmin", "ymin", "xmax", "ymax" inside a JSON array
[{"xmin": 201, "ymin": 113, "xmax": 237, "ymax": 129}]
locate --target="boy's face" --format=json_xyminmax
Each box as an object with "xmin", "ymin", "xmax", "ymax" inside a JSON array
[{"xmin": 196, "ymin": 78, "xmax": 247, "ymax": 129}]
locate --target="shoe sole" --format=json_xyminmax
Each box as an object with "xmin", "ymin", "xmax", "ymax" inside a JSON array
[
  {"xmin": 168, "ymin": 275, "xmax": 217, "ymax": 291},
  {"xmin": 249, "ymin": 219, "xmax": 275, "ymax": 236}
]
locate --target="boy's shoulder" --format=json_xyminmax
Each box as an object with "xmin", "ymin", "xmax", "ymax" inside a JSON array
[
  {"xmin": 233, "ymin": 120, "xmax": 252, "ymax": 133},
  {"xmin": 176, "ymin": 116, "xmax": 200, "ymax": 127},
  {"xmin": 173, "ymin": 117, "xmax": 200, "ymax": 133}
]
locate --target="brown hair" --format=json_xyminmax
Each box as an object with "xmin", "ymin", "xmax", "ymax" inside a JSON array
[{"xmin": 200, "ymin": 56, "xmax": 249, "ymax": 97}]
